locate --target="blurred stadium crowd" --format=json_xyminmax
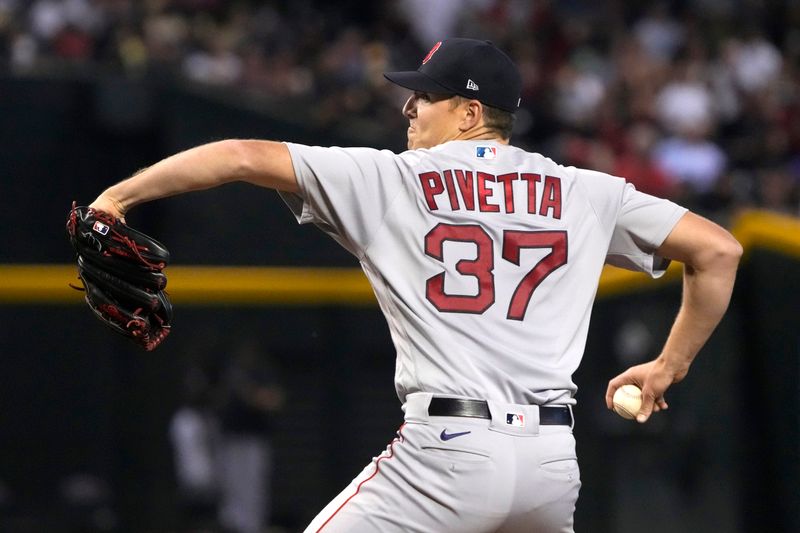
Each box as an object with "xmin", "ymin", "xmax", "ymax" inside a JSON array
[{"xmin": 1, "ymin": 0, "xmax": 799, "ymax": 220}]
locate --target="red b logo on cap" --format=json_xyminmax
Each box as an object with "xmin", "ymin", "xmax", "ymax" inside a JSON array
[{"xmin": 422, "ymin": 41, "xmax": 442, "ymax": 64}]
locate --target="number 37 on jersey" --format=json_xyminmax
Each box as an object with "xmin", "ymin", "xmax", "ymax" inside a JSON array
[{"xmin": 424, "ymin": 223, "xmax": 568, "ymax": 321}]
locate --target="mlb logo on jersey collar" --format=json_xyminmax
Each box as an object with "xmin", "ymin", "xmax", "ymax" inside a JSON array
[{"xmin": 476, "ymin": 146, "xmax": 496, "ymax": 159}]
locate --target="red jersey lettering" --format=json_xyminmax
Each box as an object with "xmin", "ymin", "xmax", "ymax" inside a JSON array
[
  {"xmin": 496, "ymin": 173, "xmax": 517, "ymax": 213},
  {"xmin": 419, "ymin": 171, "xmax": 444, "ymax": 210},
  {"xmin": 540, "ymin": 176, "xmax": 562, "ymax": 219},
  {"xmin": 477, "ymin": 172, "xmax": 500, "ymax": 212},
  {"xmin": 454, "ymin": 170, "xmax": 476, "ymax": 211}
]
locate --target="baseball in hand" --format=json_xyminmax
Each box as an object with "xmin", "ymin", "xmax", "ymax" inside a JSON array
[{"xmin": 612, "ymin": 384, "xmax": 643, "ymax": 420}]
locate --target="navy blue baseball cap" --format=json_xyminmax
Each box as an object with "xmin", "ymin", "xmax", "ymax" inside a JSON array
[{"xmin": 384, "ymin": 38, "xmax": 522, "ymax": 113}]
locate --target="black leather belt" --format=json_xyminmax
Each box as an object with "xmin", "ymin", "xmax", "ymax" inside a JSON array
[{"xmin": 428, "ymin": 397, "xmax": 572, "ymax": 426}]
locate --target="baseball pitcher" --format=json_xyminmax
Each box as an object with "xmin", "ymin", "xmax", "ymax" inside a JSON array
[{"xmin": 83, "ymin": 38, "xmax": 742, "ymax": 532}]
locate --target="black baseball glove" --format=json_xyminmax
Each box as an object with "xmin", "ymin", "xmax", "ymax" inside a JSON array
[{"xmin": 66, "ymin": 202, "xmax": 172, "ymax": 351}]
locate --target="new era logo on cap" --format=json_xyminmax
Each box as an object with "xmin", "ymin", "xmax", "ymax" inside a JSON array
[{"xmin": 466, "ymin": 79, "xmax": 479, "ymax": 91}]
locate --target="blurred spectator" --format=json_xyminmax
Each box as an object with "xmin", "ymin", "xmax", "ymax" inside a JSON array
[
  {"xmin": 52, "ymin": 23, "xmax": 93, "ymax": 61},
  {"xmin": 216, "ymin": 339, "xmax": 284, "ymax": 533},
  {"xmin": 634, "ymin": 2, "xmax": 685, "ymax": 62},
  {"xmin": 182, "ymin": 32, "xmax": 242, "ymax": 85},
  {"xmin": 29, "ymin": 0, "xmax": 67, "ymax": 42},
  {"xmin": 57, "ymin": 473, "xmax": 117, "ymax": 532},
  {"xmin": 142, "ymin": 7, "xmax": 189, "ymax": 72},
  {"xmin": 169, "ymin": 363, "xmax": 220, "ymax": 531},
  {"xmin": 8, "ymin": 29, "xmax": 38, "ymax": 71},
  {"xmin": 653, "ymin": 131, "xmax": 727, "ymax": 201},
  {"xmin": 553, "ymin": 61, "xmax": 607, "ymax": 129},
  {"xmin": 113, "ymin": 26, "xmax": 148, "ymax": 74},
  {"xmin": 614, "ymin": 120, "xmax": 676, "ymax": 199},
  {"xmin": 655, "ymin": 58, "xmax": 715, "ymax": 137},
  {"xmin": 726, "ymin": 31, "xmax": 783, "ymax": 95}
]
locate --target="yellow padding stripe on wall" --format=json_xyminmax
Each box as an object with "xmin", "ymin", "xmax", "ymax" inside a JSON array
[
  {"xmin": 0, "ymin": 266, "xmax": 375, "ymax": 305},
  {"xmin": 599, "ymin": 209, "xmax": 800, "ymax": 297},
  {"xmin": 1, "ymin": 210, "xmax": 798, "ymax": 305},
  {"xmin": 730, "ymin": 209, "xmax": 800, "ymax": 257}
]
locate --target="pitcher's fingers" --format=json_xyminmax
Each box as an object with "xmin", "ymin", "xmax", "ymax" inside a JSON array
[
  {"xmin": 636, "ymin": 394, "xmax": 656, "ymax": 423},
  {"xmin": 605, "ymin": 383, "xmax": 619, "ymax": 410}
]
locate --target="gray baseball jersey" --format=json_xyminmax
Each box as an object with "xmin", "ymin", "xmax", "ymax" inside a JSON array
[
  {"xmin": 281, "ymin": 139, "xmax": 686, "ymax": 406},
  {"xmin": 280, "ymin": 139, "xmax": 686, "ymax": 532}
]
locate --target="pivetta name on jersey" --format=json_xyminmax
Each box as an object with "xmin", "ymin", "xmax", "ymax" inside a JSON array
[{"xmin": 418, "ymin": 170, "xmax": 562, "ymax": 219}]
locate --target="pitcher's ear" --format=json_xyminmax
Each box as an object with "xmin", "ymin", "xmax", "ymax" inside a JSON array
[{"xmin": 459, "ymin": 99, "xmax": 484, "ymax": 132}]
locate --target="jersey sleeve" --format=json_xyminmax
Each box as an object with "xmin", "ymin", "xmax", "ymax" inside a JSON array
[
  {"xmin": 279, "ymin": 142, "xmax": 405, "ymax": 257},
  {"xmin": 606, "ymin": 182, "xmax": 688, "ymax": 276}
]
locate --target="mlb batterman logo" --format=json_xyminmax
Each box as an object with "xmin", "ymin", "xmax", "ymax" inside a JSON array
[
  {"xmin": 476, "ymin": 146, "xmax": 496, "ymax": 159},
  {"xmin": 506, "ymin": 413, "xmax": 525, "ymax": 427},
  {"xmin": 92, "ymin": 221, "xmax": 110, "ymax": 235}
]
